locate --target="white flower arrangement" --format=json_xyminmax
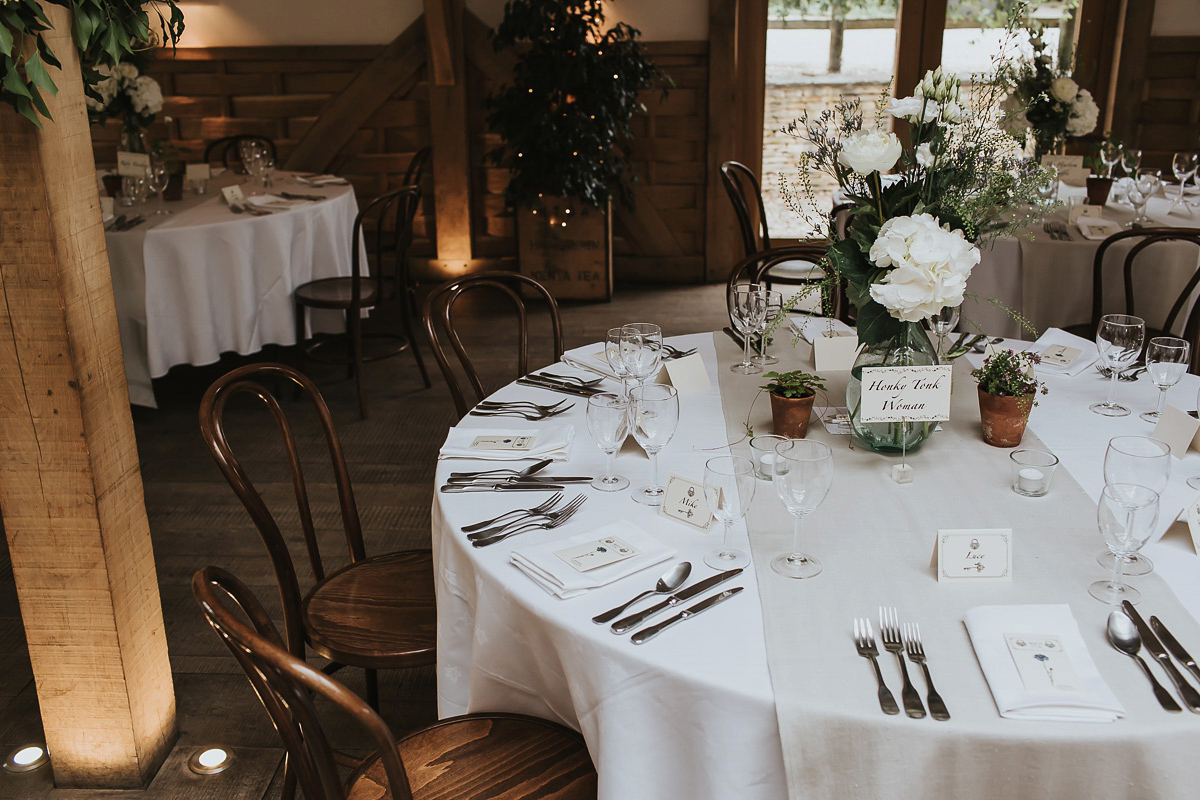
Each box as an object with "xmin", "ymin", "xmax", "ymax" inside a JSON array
[
  {"xmin": 86, "ymin": 61, "xmax": 164, "ymax": 135},
  {"xmin": 867, "ymin": 213, "xmax": 980, "ymax": 322},
  {"xmin": 999, "ymin": 30, "xmax": 1098, "ymax": 158}
]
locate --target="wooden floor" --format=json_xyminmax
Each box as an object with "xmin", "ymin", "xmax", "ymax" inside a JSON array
[{"xmin": 0, "ymin": 282, "xmax": 729, "ymax": 799}]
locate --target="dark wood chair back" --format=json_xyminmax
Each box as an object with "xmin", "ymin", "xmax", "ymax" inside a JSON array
[
  {"xmin": 1084, "ymin": 227, "xmax": 1200, "ymax": 333},
  {"xmin": 727, "ymin": 244, "xmax": 850, "ymax": 324},
  {"xmin": 1120, "ymin": 230, "xmax": 1200, "ymax": 335},
  {"xmin": 203, "ymin": 135, "xmax": 278, "ymax": 171},
  {"xmin": 720, "ymin": 160, "xmax": 774, "ymax": 257},
  {"xmin": 423, "ymin": 271, "xmax": 565, "ymax": 418},
  {"xmin": 198, "ymin": 363, "xmax": 366, "ymax": 660},
  {"xmin": 354, "ymin": 185, "xmax": 423, "ymax": 305}
]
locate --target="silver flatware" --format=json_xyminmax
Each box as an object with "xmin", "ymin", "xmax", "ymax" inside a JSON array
[
  {"xmin": 536, "ymin": 372, "xmax": 604, "ymax": 387},
  {"xmin": 280, "ymin": 191, "xmax": 325, "ymax": 201},
  {"xmin": 1150, "ymin": 615, "xmax": 1200, "ymax": 687},
  {"xmin": 468, "ymin": 406, "xmax": 570, "ymax": 421},
  {"xmin": 522, "ymin": 374, "xmax": 604, "ymax": 394},
  {"xmin": 116, "ymin": 215, "xmax": 145, "ymax": 230},
  {"xmin": 445, "ymin": 475, "xmax": 593, "ymax": 485},
  {"xmin": 1109, "ymin": 610, "xmax": 1181, "ymax": 712},
  {"xmin": 630, "ymin": 587, "xmax": 743, "ymax": 644},
  {"xmin": 903, "ymin": 623, "xmax": 949, "ymax": 721},
  {"xmin": 1122, "ymin": 600, "xmax": 1200, "ymax": 712},
  {"xmin": 592, "ymin": 562, "xmax": 692, "ymax": 624},
  {"xmin": 880, "ymin": 607, "xmax": 925, "ymax": 719},
  {"xmin": 476, "ymin": 399, "xmax": 571, "ymax": 414},
  {"xmin": 854, "ymin": 618, "xmax": 899, "ymax": 715},
  {"xmin": 470, "ymin": 496, "xmax": 587, "ymax": 547},
  {"xmin": 461, "ymin": 492, "xmax": 563, "ymax": 533},
  {"xmin": 104, "ymin": 214, "xmax": 127, "ymax": 231},
  {"xmin": 662, "ymin": 343, "xmax": 697, "ymax": 360},
  {"xmin": 449, "ymin": 459, "xmax": 553, "ymax": 480},
  {"xmin": 610, "ymin": 568, "xmax": 743, "ymax": 634},
  {"xmin": 466, "ymin": 495, "xmax": 587, "ymax": 541},
  {"xmin": 440, "ymin": 482, "xmax": 565, "ymax": 493},
  {"xmin": 516, "ymin": 378, "xmax": 600, "ymax": 397}
]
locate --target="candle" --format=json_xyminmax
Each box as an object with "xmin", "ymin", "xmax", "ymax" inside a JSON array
[{"xmin": 1018, "ymin": 467, "xmax": 1044, "ymax": 494}]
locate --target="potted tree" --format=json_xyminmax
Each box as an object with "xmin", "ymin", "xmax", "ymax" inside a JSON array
[
  {"xmin": 484, "ymin": 0, "xmax": 666, "ymax": 300},
  {"xmin": 970, "ymin": 349, "xmax": 1047, "ymax": 447},
  {"xmin": 761, "ymin": 370, "xmax": 826, "ymax": 439}
]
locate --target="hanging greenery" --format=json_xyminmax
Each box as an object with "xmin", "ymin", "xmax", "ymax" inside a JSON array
[
  {"xmin": 0, "ymin": 0, "xmax": 184, "ymax": 128},
  {"xmin": 483, "ymin": 0, "xmax": 668, "ymax": 211}
]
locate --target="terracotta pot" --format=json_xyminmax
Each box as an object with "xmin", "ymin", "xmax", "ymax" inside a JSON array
[
  {"xmin": 1086, "ymin": 176, "xmax": 1113, "ymax": 206},
  {"xmin": 770, "ymin": 392, "xmax": 815, "ymax": 439},
  {"xmin": 978, "ymin": 388, "xmax": 1033, "ymax": 448}
]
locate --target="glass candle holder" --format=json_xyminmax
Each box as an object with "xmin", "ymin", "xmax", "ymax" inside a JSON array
[
  {"xmin": 1010, "ymin": 449, "xmax": 1059, "ymax": 497},
  {"xmin": 749, "ymin": 434, "xmax": 788, "ymax": 481}
]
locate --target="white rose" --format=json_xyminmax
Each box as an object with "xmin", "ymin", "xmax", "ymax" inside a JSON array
[
  {"xmin": 887, "ymin": 94, "xmax": 939, "ymax": 124},
  {"xmin": 940, "ymin": 99, "xmax": 964, "ymax": 124},
  {"xmin": 916, "ymin": 143, "xmax": 935, "ymax": 168},
  {"xmin": 1050, "ymin": 76, "xmax": 1078, "ymax": 104},
  {"xmin": 838, "ymin": 128, "xmax": 903, "ymax": 175},
  {"xmin": 127, "ymin": 75, "xmax": 163, "ymax": 116},
  {"xmin": 1066, "ymin": 88, "xmax": 1099, "ymax": 137},
  {"xmin": 867, "ymin": 213, "xmax": 981, "ymax": 322}
]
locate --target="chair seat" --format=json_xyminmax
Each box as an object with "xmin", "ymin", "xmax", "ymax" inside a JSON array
[
  {"xmin": 764, "ymin": 259, "xmax": 824, "ymax": 282},
  {"xmin": 303, "ymin": 550, "xmax": 436, "ymax": 670},
  {"xmin": 348, "ymin": 714, "xmax": 597, "ymax": 800},
  {"xmin": 295, "ymin": 276, "xmax": 380, "ymax": 310}
]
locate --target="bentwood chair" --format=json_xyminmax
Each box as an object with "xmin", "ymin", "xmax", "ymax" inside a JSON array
[
  {"xmin": 198, "ymin": 363, "xmax": 436, "ymax": 717},
  {"xmin": 293, "ymin": 185, "xmax": 431, "ymax": 418},
  {"xmin": 194, "ymin": 566, "xmax": 597, "ymax": 800},
  {"xmin": 726, "ymin": 244, "xmax": 849, "ymax": 327},
  {"xmin": 203, "ymin": 134, "xmax": 278, "ymax": 172},
  {"xmin": 423, "ymin": 271, "xmax": 565, "ymax": 419}
]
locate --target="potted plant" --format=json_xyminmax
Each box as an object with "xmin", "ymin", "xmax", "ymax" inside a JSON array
[
  {"xmin": 484, "ymin": 0, "xmax": 667, "ymax": 300},
  {"xmin": 761, "ymin": 370, "xmax": 826, "ymax": 439},
  {"xmin": 970, "ymin": 349, "xmax": 1047, "ymax": 447}
]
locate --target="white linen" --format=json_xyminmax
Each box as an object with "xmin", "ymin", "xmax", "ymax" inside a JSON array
[
  {"xmin": 788, "ymin": 314, "xmax": 855, "ymax": 343},
  {"xmin": 963, "ymin": 604, "xmax": 1124, "ymax": 722},
  {"xmin": 561, "ymin": 344, "xmax": 623, "ymax": 380},
  {"xmin": 297, "ymin": 174, "xmax": 349, "ymax": 186},
  {"xmin": 1029, "ymin": 327, "xmax": 1101, "ymax": 376},
  {"xmin": 438, "ymin": 425, "xmax": 574, "ymax": 461},
  {"xmin": 245, "ymin": 194, "xmax": 309, "ymax": 211},
  {"xmin": 510, "ymin": 520, "xmax": 676, "ymax": 598}
]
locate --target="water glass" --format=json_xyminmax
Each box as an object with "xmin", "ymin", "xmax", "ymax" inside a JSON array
[
  {"xmin": 929, "ymin": 305, "xmax": 960, "ymax": 363},
  {"xmin": 1171, "ymin": 152, "xmax": 1198, "ymax": 205},
  {"xmin": 1089, "ymin": 484, "xmax": 1159, "ymax": 605},
  {"xmin": 729, "ymin": 284, "xmax": 767, "ymax": 374},
  {"xmin": 1141, "ymin": 336, "xmax": 1189, "ymax": 423},
  {"xmin": 703, "ymin": 456, "xmax": 756, "ymax": 569},
  {"xmin": 1121, "ymin": 147, "xmax": 1142, "ymax": 178},
  {"xmin": 1100, "ymin": 435, "xmax": 1170, "ymax": 576},
  {"xmin": 120, "ymin": 175, "xmax": 146, "ymax": 207},
  {"xmin": 146, "ymin": 161, "xmax": 171, "ymax": 215},
  {"xmin": 1009, "ymin": 449, "xmax": 1058, "ymax": 497},
  {"xmin": 771, "ymin": 439, "xmax": 833, "ymax": 579},
  {"xmin": 749, "ymin": 434, "xmax": 788, "ymax": 480},
  {"xmin": 586, "ymin": 393, "xmax": 630, "ymax": 492},
  {"xmin": 628, "ymin": 384, "xmax": 679, "ymax": 506},
  {"xmin": 1091, "ymin": 314, "xmax": 1145, "ymax": 416},
  {"xmin": 751, "ymin": 291, "xmax": 784, "ymax": 366},
  {"xmin": 604, "ymin": 326, "xmax": 635, "ymax": 395},
  {"xmin": 619, "ymin": 322, "xmax": 663, "ymax": 387},
  {"xmin": 1033, "ymin": 165, "xmax": 1058, "ymax": 205},
  {"xmin": 1099, "ymin": 141, "xmax": 1121, "ymax": 179}
]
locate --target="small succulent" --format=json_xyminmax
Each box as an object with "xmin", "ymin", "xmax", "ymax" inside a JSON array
[{"xmin": 761, "ymin": 370, "xmax": 826, "ymax": 399}]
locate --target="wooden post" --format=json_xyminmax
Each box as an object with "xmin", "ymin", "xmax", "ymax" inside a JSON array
[
  {"xmin": 892, "ymin": 0, "xmax": 948, "ymax": 139},
  {"xmin": 0, "ymin": 4, "xmax": 175, "ymax": 788},
  {"xmin": 705, "ymin": 0, "xmax": 741, "ymax": 281}
]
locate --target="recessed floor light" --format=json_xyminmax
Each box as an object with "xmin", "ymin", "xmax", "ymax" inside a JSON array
[
  {"xmin": 188, "ymin": 746, "xmax": 233, "ymax": 775},
  {"xmin": 3, "ymin": 745, "xmax": 49, "ymax": 773}
]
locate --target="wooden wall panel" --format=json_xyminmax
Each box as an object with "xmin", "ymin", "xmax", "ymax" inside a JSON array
[{"xmin": 1130, "ymin": 36, "xmax": 1200, "ymax": 172}]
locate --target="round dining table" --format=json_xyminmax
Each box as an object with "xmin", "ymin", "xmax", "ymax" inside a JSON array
[{"xmin": 432, "ymin": 329, "xmax": 1200, "ymax": 800}]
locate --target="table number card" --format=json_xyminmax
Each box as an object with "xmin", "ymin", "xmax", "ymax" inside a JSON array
[
  {"xmin": 657, "ymin": 353, "xmax": 710, "ymax": 394},
  {"xmin": 221, "ymin": 184, "xmax": 246, "ymax": 206},
  {"xmin": 1040, "ymin": 154, "xmax": 1088, "ymax": 186},
  {"xmin": 1067, "ymin": 203, "xmax": 1102, "ymax": 225},
  {"xmin": 116, "ymin": 151, "xmax": 151, "ymax": 178},
  {"xmin": 186, "ymin": 163, "xmax": 211, "ymax": 183},
  {"xmin": 934, "ymin": 529, "xmax": 1013, "ymax": 582},
  {"xmin": 859, "ymin": 365, "xmax": 953, "ymax": 423},
  {"xmin": 659, "ymin": 472, "xmax": 714, "ymax": 532},
  {"xmin": 813, "ymin": 331, "xmax": 860, "ymax": 372},
  {"xmin": 1151, "ymin": 404, "xmax": 1200, "ymax": 457}
]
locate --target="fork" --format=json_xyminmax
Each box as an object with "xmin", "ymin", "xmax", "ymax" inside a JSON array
[
  {"xmin": 880, "ymin": 607, "xmax": 925, "ymax": 718},
  {"xmin": 853, "ymin": 618, "xmax": 899, "ymax": 715},
  {"xmin": 903, "ymin": 623, "xmax": 949, "ymax": 721},
  {"xmin": 470, "ymin": 496, "xmax": 587, "ymax": 547},
  {"xmin": 461, "ymin": 492, "xmax": 564, "ymax": 533},
  {"xmin": 662, "ymin": 343, "xmax": 697, "ymax": 360},
  {"xmin": 468, "ymin": 406, "xmax": 570, "ymax": 421},
  {"xmin": 536, "ymin": 372, "xmax": 604, "ymax": 387},
  {"xmin": 467, "ymin": 494, "xmax": 586, "ymax": 541},
  {"xmin": 475, "ymin": 399, "xmax": 571, "ymax": 414}
]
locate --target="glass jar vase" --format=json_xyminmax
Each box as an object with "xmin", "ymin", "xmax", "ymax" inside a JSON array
[{"xmin": 846, "ymin": 321, "xmax": 939, "ymax": 453}]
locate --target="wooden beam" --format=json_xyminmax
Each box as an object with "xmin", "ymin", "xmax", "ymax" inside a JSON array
[
  {"xmin": 1109, "ymin": 0, "xmax": 1156, "ymax": 146},
  {"xmin": 425, "ymin": 0, "xmax": 457, "ymax": 86},
  {"xmin": 426, "ymin": 0, "xmax": 473, "ymax": 268},
  {"xmin": 736, "ymin": 0, "xmax": 769, "ymax": 178},
  {"xmin": 0, "ymin": 4, "xmax": 175, "ymax": 788},
  {"xmin": 893, "ymin": 0, "xmax": 948, "ymax": 119},
  {"xmin": 705, "ymin": 0, "xmax": 740, "ymax": 282}
]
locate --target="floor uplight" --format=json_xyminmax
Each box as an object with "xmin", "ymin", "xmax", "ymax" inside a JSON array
[
  {"xmin": 187, "ymin": 746, "xmax": 233, "ymax": 775},
  {"xmin": 3, "ymin": 745, "xmax": 49, "ymax": 773}
]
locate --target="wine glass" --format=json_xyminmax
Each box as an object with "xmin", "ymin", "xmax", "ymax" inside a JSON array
[
  {"xmin": 1089, "ymin": 483, "xmax": 1159, "ymax": 605},
  {"xmin": 1098, "ymin": 140, "xmax": 1121, "ymax": 179},
  {"xmin": 619, "ymin": 322, "xmax": 663, "ymax": 387},
  {"xmin": 1100, "ymin": 435, "xmax": 1170, "ymax": 576},
  {"xmin": 146, "ymin": 161, "xmax": 171, "ymax": 215},
  {"xmin": 604, "ymin": 326, "xmax": 635, "ymax": 396},
  {"xmin": 1121, "ymin": 147, "xmax": 1142, "ymax": 178},
  {"xmin": 771, "ymin": 439, "xmax": 833, "ymax": 579},
  {"xmin": 239, "ymin": 140, "xmax": 268, "ymax": 192},
  {"xmin": 586, "ymin": 393, "xmax": 630, "ymax": 492},
  {"xmin": 1033, "ymin": 165, "xmax": 1058, "ymax": 205},
  {"xmin": 1091, "ymin": 314, "xmax": 1145, "ymax": 416},
  {"xmin": 628, "ymin": 383, "xmax": 679, "ymax": 506},
  {"xmin": 1141, "ymin": 336, "xmax": 1190, "ymax": 423},
  {"xmin": 1172, "ymin": 152, "xmax": 1198, "ymax": 207},
  {"xmin": 729, "ymin": 284, "xmax": 767, "ymax": 374},
  {"xmin": 1127, "ymin": 170, "xmax": 1160, "ymax": 227},
  {"xmin": 703, "ymin": 456, "xmax": 756, "ymax": 569},
  {"xmin": 928, "ymin": 305, "xmax": 960, "ymax": 363},
  {"xmin": 751, "ymin": 290, "xmax": 784, "ymax": 366}
]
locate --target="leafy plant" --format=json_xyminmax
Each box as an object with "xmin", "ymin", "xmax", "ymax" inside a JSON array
[
  {"xmin": 483, "ymin": 0, "xmax": 668, "ymax": 211},
  {"xmin": 970, "ymin": 348, "xmax": 1047, "ymax": 403},
  {"xmin": 761, "ymin": 370, "xmax": 827, "ymax": 398},
  {"xmin": 1, "ymin": 0, "xmax": 184, "ymax": 127}
]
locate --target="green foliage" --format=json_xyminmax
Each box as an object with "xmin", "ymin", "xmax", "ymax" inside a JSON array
[
  {"xmin": 483, "ymin": 0, "xmax": 668, "ymax": 211},
  {"xmin": 0, "ymin": 0, "xmax": 184, "ymax": 127},
  {"xmin": 971, "ymin": 348, "xmax": 1047, "ymax": 402},
  {"xmin": 761, "ymin": 370, "xmax": 827, "ymax": 399}
]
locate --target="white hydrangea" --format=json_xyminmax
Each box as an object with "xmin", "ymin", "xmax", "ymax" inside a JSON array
[
  {"xmin": 128, "ymin": 75, "xmax": 163, "ymax": 116},
  {"xmin": 1049, "ymin": 76, "xmax": 1079, "ymax": 104},
  {"xmin": 112, "ymin": 62, "xmax": 140, "ymax": 84},
  {"xmin": 1066, "ymin": 88, "xmax": 1099, "ymax": 137},
  {"xmin": 838, "ymin": 128, "xmax": 903, "ymax": 175},
  {"xmin": 867, "ymin": 213, "xmax": 981, "ymax": 322}
]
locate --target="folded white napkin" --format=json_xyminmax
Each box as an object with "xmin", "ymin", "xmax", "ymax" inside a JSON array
[
  {"xmin": 511, "ymin": 520, "xmax": 676, "ymax": 599},
  {"xmin": 297, "ymin": 174, "xmax": 349, "ymax": 186},
  {"xmin": 1028, "ymin": 328, "xmax": 1100, "ymax": 377},
  {"xmin": 964, "ymin": 604, "xmax": 1124, "ymax": 722},
  {"xmin": 438, "ymin": 425, "xmax": 573, "ymax": 461},
  {"xmin": 561, "ymin": 344, "xmax": 623, "ymax": 380},
  {"xmin": 246, "ymin": 195, "xmax": 307, "ymax": 211},
  {"xmin": 1076, "ymin": 216, "xmax": 1122, "ymax": 241},
  {"xmin": 788, "ymin": 316, "xmax": 855, "ymax": 344}
]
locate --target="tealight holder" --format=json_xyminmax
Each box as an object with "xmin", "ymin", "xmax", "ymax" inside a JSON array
[
  {"xmin": 749, "ymin": 434, "xmax": 788, "ymax": 480},
  {"xmin": 1010, "ymin": 449, "xmax": 1059, "ymax": 497}
]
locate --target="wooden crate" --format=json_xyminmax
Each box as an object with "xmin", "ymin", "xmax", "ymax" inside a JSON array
[{"xmin": 516, "ymin": 197, "xmax": 612, "ymax": 301}]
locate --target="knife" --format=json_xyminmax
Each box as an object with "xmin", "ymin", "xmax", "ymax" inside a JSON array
[
  {"xmin": 104, "ymin": 214, "xmax": 127, "ymax": 231},
  {"xmin": 516, "ymin": 378, "xmax": 599, "ymax": 397},
  {"xmin": 631, "ymin": 587, "xmax": 744, "ymax": 644},
  {"xmin": 1122, "ymin": 600, "xmax": 1200, "ymax": 712},
  {"xmin": 522, "ymin": 374, "xmax": 603, "ymax": 394},
  {"xmin": 611, "ymin": 567, "xmax": 744, "ymax": 634},
  {"xmin": 444, "ymin": 475, "xmax": 593, "ymax": 484},
  {"xmin": 1150, "ymin": 615, "xmax": 1200, "ymax": 687},
  {"xmin": 439, "ymin": 482, "xmax": 566, "ymax": 493}
]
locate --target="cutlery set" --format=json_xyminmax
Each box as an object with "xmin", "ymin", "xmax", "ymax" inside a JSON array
[
  {"xmin": 606, "ymin": 566, "xmax": 745, "ymax": 641},
  {"xmin": 854, "ymin": 608, "xmax": 949, "ymax": 720},
  {"xmin": 1042, "ymin": 220, "xmax": 1075, "ymax": 241},
  {"xmin": 229, "ymin": 202, "xmax": 273, "ymax": 216},
  {"xmin": 471, "ymin": 397, "xmax": 574, "ymax": 421},
  {"xmin": 105, "ymin": 214, "xmax": 145, "ymax": 231},
  {"xmin": 440, "ymin": 458, "xmax": 592, "ymax": 495},
  {"xmin": 1112, "ymin": 601, "xmax": 1200, "ymax": 713},
  {"xmin": 1096, "ymin": 363, "xmax": 1147, "ymax": 381},
  {"xmin": 465, "ymin": 494, "xmax": 588, "ymax": 548},
  {"xmin": 516, "ymin": 373, "xmax": 605, "ymax": 398},
  {"xmin": 280, "ymin": 191, "xmax": 326, "ymax": 202}
]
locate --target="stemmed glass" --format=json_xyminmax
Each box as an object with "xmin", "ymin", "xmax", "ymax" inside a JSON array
[
  {"xmin": 1141, "ymin": 337, "xmax": 1190, "ymax": 423},
  {"xmin": 729, "ymin": 284, "xmax": 767, "ymax": 374},
  {"xmin": 586, "ymin": 393, "xmax": 630, "ymax": 492},
  {"xmin": 628, "ymin": 384, "xmax": 679, "ymax": 506},
  {"xmin": 146, "ymin": 161, "xmax": 171, "ymax": 215},
  {"xmin": 1121, "ymin": 147, "xmax": 1142, "ymax": 178},
  {"xmin": 1089, "ymin": 484, "xmax": 1159, "ymax": 605},
  {"xmin": 619, "ymin": 323, "xmax": 663, "ymax": 388},
  {"xmin": 771, "ymin": 439, "xmax": 833, "ymax": 579},
  {"xmin": 751, "ymin": 291, "xmax": 784, "ymax": 367},
  {"xmin": 239, "ymin": 140, "xmax": 268, "ymax": 192},
  {"xmin": 1171, "ymin": 152, "xmax": 1198, "ymax": 209},
  {"xmin": 1100, "ymin": 435, "xmax": 1170, "ymax": 576},
  {"xmin": 604, "ymin": 326, "xmax": 635, "ymax": 396},
  {"xmin": 928, "ymin": 305, "xmax": 960, "ymax": 363},
  {"xmin": 1098, "ymin": 140, "xmax": 1121, "ymax": 179},
  {"xmin": 1126, "ymin": 171, "xmax": 1160, "ymax": 227},
  {"xmin": 703, "ymin": 456, "xmax": 756, "ymax": 569},
  {"xmin": 1091, "ymin": 314, "xmax": 1145, "ymax": 416},
  {"xmin": 1033, "ymin": 165, "xmax": 1058, "ymax": 205}
]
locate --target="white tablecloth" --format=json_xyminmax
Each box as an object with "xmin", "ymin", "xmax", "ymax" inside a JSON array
[
  {"xmin": 104, "ymin": 174, "xmax": 360, "ymax": 406},
  {"xmin": 432, "ymin": 332, "xmax": 1200, "ymax": 799}
]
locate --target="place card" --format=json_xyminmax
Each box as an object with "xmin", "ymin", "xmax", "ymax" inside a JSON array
[
  {"xmin": 116, "ymin": 151, "xmax": 151, "ymax": 178},
  {"xmin": 469, "ymin": 434, "xmax": 535, "ymax": 452},
  {"xmin": 555, "ymin": 536, "xmax": 641, "ymax": 573},
  {"xmin": 659, "ymin": 472, "xmax": 714, "ymax": 532},
  {"xmin": 813, "ymin": 331, "xmax": 860, "ymax": 372},
  {"xmin": 657, "ymin": 353, "xmax": 710, "ymax": 394},
  {"xmin": 934, "ymin": 529, "xmax": 1013, "ymax": 582},
  {"xmin": 1041, "ymin": 155, "xmax": 1088, "ymax": 186},
  {"xmin": 859, "ymin": 365, "xmax": 953, "ymax": 423},
  {"xmin": 1177, "ymin": 490, "xmax": 1200, "ymax": 554},
  {"xmin": 221, "ymin": 184, "xmax": 246, "ymax": 206},
  {"xmin": 100, "ymin": 196, "xmax": 114, "ymax": 217},
  {"xmin": 1006, "ymin": 633, "xmax": 1080, "ymax": 693},
  {"xmin": 1067, "ymin": 203, "xmax": 1102, "ymax": 224},
  {"xmin": 1040, "ymin": 344, "xmax": 1083, "ymax": 369},
  {"xmin": 1151, "ymin": 404, "xmax": 1200, "ymax": 458},
  {"xmin": 186, "ymin": 163, "xmax": 211, "ymax": 182},
  {"xmin": 1076, "ymin": 216, "xmax": 1122, "ymax": 241}
]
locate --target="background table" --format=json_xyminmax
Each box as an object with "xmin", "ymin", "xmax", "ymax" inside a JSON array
[{"xmin": 104, "ymin": 174, "xmax": 359, "ymax": 406}]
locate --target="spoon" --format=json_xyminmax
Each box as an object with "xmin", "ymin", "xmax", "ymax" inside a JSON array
[
  {"xmin": 591, "ymin": 561, "xmax": 692, "ymax": 624},
  {"xmin": 1107, "ymin": 610, "xmax": 1182, "ymax": 712}
]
